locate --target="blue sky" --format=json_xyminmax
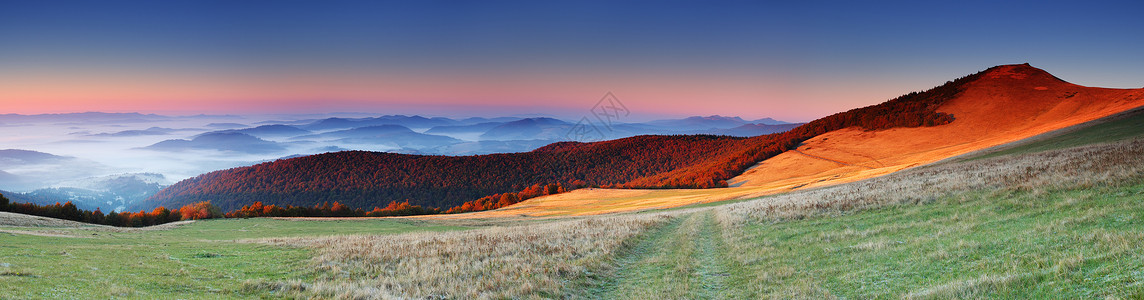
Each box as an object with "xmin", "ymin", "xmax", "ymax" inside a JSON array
[{"xmin": 1, "ymin": 0, "xmax": 1141, "ymax": 121}]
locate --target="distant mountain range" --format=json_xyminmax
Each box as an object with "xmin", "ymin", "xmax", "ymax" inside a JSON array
[
  {"xmin": 14, "ymin": 63, "xmax": 1140, "ymax": 219},
  {"xmin": 0, "ymin": 112, "xmax": 168, "ymax": 124},
  {"xmin": 0, "ymin": 149, "xmax": 74, "ymax": 166},
  {"xmin": 143, "ymin": 132, "xmax": 286, "ymax": 154},
  {"xmin": 302, "ymin": 115, "xmax": 460, "ymax": 131},
  {"xmin": 147, "ymin": 64, "xmax": 1046, "ymax": 212},
  {"xmin": 2, "ymin": 173, "xmax": 168, "ymax": 211},
  {"xmin": 213, "ymin": 125, "xmax": 312, "ymax": 138},
  {"xmin": 2, "ymin": 111, "xmax": 799, "ymax": 210},
  {"xmin": 294, "ymin": 125, "xmax": 462, "ymax": 149},
  {"xmin": 648, "ymin": 115, "xmax": 754, "ymax": 129},
  {"xmin": 707, "ymin": 123, "xmax": 801, "ymax": 136},
  {"xmin": 0, "ymin": 149, "xmax": 94, "ymax": 191},
  {"xmin": 126, "ymin": 114, "xmax": 801, "ymax": 156},
  {"xmin": 86, "ymin": 127, "xmax": 189, "ymax": 137}
]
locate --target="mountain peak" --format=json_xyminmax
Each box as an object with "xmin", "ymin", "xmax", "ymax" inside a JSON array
[
  {"xmin": 690, "ymin": 115, "xmax": 744, "ymax": 122},
  {"xmin": 977, "ymin": 63, "xmax": 1068, "ymax": 85}
]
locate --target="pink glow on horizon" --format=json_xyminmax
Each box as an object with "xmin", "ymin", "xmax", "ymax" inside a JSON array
[{"xmin": 0, "ymin": 69, "xmax": 909, "ymax": 122}]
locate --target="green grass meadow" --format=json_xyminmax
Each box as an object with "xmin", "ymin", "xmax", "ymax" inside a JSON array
[
  {"xmin": 3, "ymin": 111, "xmax": 1143, "ymax": 298},
  {"xmin": 581, "ymin": 181, "xmax": 1144, "ymax": 299},
  {"xmin": 0, "ymin": 218, "xmax": 466, "ymax": 299},
  {"xmin": 969, "ymin": 109, "xmax": 1144, "ymax": 161},
  {"xmin": 5, "ymin": 182, "xmax": 1143, "ymax": 299},
  {"xmin": 721, "ymin": 181, "xmax": 1144, "ymax": 298}
]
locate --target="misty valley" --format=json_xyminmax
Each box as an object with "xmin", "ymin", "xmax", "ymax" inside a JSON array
[{"xmin": 0, "ymin": 113, "xmax": 796, "ymax": 212}]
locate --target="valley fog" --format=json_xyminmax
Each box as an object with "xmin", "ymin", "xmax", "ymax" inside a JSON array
[{"xmin": 0, "ymin": 112, "xmax": 795, "ymax": 211}]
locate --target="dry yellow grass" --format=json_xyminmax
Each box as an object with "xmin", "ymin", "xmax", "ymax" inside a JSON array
[
  {"xmin": 707, "ymin": 138, "xmax": 1144, "ymax": 298},
  {"xmin": 431, "ymin": 187, "xmax": 763, "ymax": 219},
  {"xmin": 716, "ymin": 138, "xmax": 1144, "ymax": 226},
  {"xmin": 242, "ymin": 139, "xmax": 1144, "ymax": 299},
  {"xmin": 730, "ymin": 65, "xmax": 1144, "ymax": 191},
  {"xmin": 0, "ymin": 211, "xmax": 193, "ymax": 234},
  {"xmin": 248, "ymin": 213, "xmax": 675, "ymax": 299},
  {"xmin": 0, "ymin": 211, "xmax": 103, "ymax": 228},
  {"xmin": 230, "ymin": 66, "xmax": 1144, "ymax": 298},
  {"xmin": 903, "ymin": 273, "xmax": 1029, "ymax": 300},
  {"xmin": 431, "ymin": 66, "xmax": 1144, "ymax": 220}
]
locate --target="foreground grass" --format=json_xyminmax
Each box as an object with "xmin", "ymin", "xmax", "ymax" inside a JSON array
[
  {"xmin": 0, "ymin": 218, "xmax": 465, "ymax": 299},
  {"xmin": 576, "ymin": 139, "xmax": 1144, "ymax": 298},
  {"xmin": 717, "ymin": 181, "xmax": 1144, "ymax": 298},
  {"xmin": 252, "ymin": 214, "xmax": 672, "ymax": 299},
  {"xmin": 574, "ymin": 182, "xmax": 1144, "ymax": 299},
  {"xmin": 969, "ymin": 108, "xmax": 1144, "ymax": 161},
  {"xmin": 593, "ymin": 210, "xmax": 749, "ymax": 299},
  {"xmin": 4, "ymin": 139, "xmax": 1142, "ymax": 298}
]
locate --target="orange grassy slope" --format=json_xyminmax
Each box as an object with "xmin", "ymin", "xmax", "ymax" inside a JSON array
[
  {"xmin": 730, "ymin": 63, "xmax": 1144, "ymax": 191},
  {"xmin": 445, "ymin": 64, "xmax": 1144, "ymax": 219}
]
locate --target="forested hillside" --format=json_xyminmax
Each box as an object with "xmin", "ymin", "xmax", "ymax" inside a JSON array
[
  {"xmin": 145, "ymin": 65, "xmax": 1001, "ymax": 212},
  {"xmin": 145, "ymin": 135, "xmax": 749, "ymax": 211}
]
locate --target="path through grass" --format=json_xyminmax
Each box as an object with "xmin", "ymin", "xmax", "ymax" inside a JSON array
[
  {"xmin": 581, "ymin": 181, "xmax": 1144, "ymax": 298},
  {"xmin": 969, "ymin": 108, "xmax": 1144, "ymax": 161},
  {"xmin": 0, "ymin": 218, "xmax": 466, "ymax": 299},
  {"xmin": 719, "ymin": 181, "xmax": 1144, "ymax": 298},
  {"xmin": 592, "ymin": 210, "xmax": 748, "ymax": 299}
]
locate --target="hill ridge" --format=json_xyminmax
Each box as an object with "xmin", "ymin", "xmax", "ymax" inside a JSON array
[{"xmin": 141, "ymin": 64, "xmax": 1140, "ymax": 213}]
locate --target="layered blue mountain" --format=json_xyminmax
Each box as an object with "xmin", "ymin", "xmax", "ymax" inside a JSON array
[
  {"xmin": 0, "ymin": 170, "xmax": 21, "ymax": 185},
  {"xmin": 0, "ymin": 149, "xmax": 106, "ymax": 191},
  {"xmin": 479, "ymin": 118, "xmax": 572, "ymax": 140},
  {"xmin": 211, "ymin": 125, "xmax": 311, "ymax": 139},
  {"xmin": 0, "ymin": 149, "xmax": 74, "ymax": 166},
  {"xmin": 87, "ymin": 127, "xmax": 178, "ymax": 137},
  {"xmin": 295, "ymin": 125, "xmax": 461, "ymax": 149},
  {"xmin": 427, "ymin": 140, "xmax": 558, "ymax": 156},
  {"xmin": 425, "ymin": 122, "xmax": 508, "ymax": 136},
  {"xmin": 752, "ymin": 117, "xmax": 793, "ymax": 125},
  {"xmin": 0, "ymin": 112, "xmax": 169, "ymax": 124},
  {"xmin": 457, "ymin": 117, "xmax": 523, "ymax": 124},
  {"xmin": 204, "ymin": 122, "xmax": 248, "ymax": 129},
  {"xmin": 303, "ymin": 115, "xmax": 460, "ymax": 131},
  {"xmin": 1, "ymin": 173, "xmax": 168, "ymax": 211},
  {"xmin": 703, "ymin": 123, "xmax": 803, "ymax": 137},
  {"xmin": 646, "ymin": 115, "xmax": 753, "ymax": 130},
  {"xmin": 144, "ymin": 132, "xmax": 285, "ymax": 154}
]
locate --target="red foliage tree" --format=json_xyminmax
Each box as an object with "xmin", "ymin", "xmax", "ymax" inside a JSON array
[{"xmin": 146, "ymin": 66, "xmax": 994, "ymax": 216}]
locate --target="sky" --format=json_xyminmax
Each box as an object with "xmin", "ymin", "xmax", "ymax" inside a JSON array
[{"xmin": 1, "ymin": 0, "xmax": 1142, "ymax": 122}]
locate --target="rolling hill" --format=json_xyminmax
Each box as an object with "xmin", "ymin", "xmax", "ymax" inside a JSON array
[
  {"xmin": 728, "ymin": 63, "xmax": 1144, "ymax": 191},
  {"xmin": 646, "ymin": 115, "xmax": 755, "ymax": 130},
  {"xmin": 142, "ymin": 64, "xmax": 1144, "ymax": 214},
  {"xmin": 211, "ymin": 125, "xmax": 311, "ymax": 139},
  {"xmin": 142, "ymin": 135, "xmax": 755, "ymax": 211},
  {"xmin": 478, "ymin": 117, "xmax": 572, "ymax": 140},
  {"xmin": 0, "ymin": 149, "xmax": 73, "ymax": 166},
  {"xmin": 453, "ymin": 64, "xmax": 1144, "ymax": 218},
  {"xmin": 143, "ymin": 132, "xmax": 285, "ymax": 154}
]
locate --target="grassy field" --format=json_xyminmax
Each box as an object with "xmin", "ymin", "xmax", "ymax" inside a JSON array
[
  {"xmin": 578, "ymin": 181, "xmax": 1144, "ymax": 298},
  {"xmin": 3, "ymin": 135, "xmax": 1142, "ymax": 299},
  {"xmin": 0, "ymin": 218, "xmax": 465, "ymax": 299},
  {"xmin": 575, "ymin": 139, "xmax": 1144, "ymax": 298},
  {"xmin": 968, "ymin": 108, "xmax": 1144, "ymax": 161},
  {"xmin": 589, "ymin": 211, "xmax": 749, "ymax": 299},
  {"xmin": 721, "ymin": 182, "xmax": 1144, "ymax": 298},
  {"xmin": 251, "ymin": 213, "xmax": 672, "ymax": 299}
]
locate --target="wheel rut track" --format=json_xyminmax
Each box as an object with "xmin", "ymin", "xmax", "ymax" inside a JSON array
[
  {"xmin": 791, "ymin": 149, "xmax": 875, "ymax": 170},
  {"xmin": 589, "ymin": 211, "xmax": 746, "ymax": 299}
]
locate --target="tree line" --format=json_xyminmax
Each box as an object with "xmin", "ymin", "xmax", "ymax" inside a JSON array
[
  {"xmin": 0, "ymin": 193, "xmax": 221, "ymax": 227},
  {"xmin": 144, "ymin": 134, "xmax": 752, "ymax": 212},
  {"xmin": 138, "ymin": 66, "xmax": 994, "ymax": 217},
  {"xmin": 225, "ymin": 200, "xmax": 438, "ymax": 218},
  {"xmin": 1, "ymin": 192, "xmax": 437, "ymax": 226}
]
